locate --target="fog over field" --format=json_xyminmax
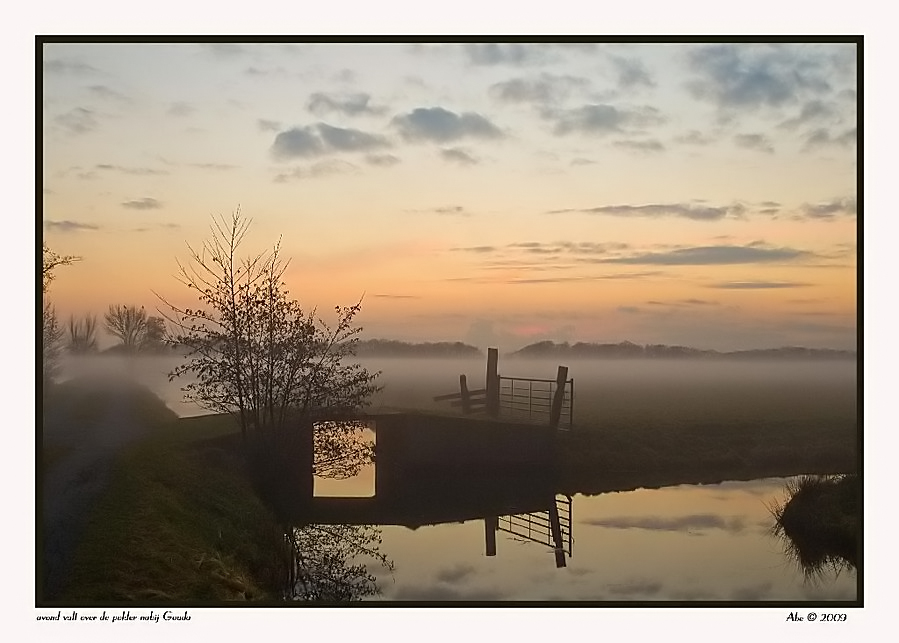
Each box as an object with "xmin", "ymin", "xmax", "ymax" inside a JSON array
[{"xmin": 53, "ymin": 353, "xmax": 858, "ymax": 434}]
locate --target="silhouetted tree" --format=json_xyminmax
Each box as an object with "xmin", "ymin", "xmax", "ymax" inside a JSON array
[
  {"xmin": 67, "ymin": 314, "xmax": 98, "ymax": 354},
  {"xmin": 285, "ymin": 524, "xmax": 393, "ymax": 601},
  {"xmin": 43, "ymin": 302, "xmax": 64, "ymax": 385},
  {"xmin": 42, "ymin": 243, "xmax": 79, "ymax": 385},
  {"xmin": 42, "ymin": 243, "xmax": 79, "ymax": 295},
  {"xmin": 313, "ymin": 420, "xmax": 374, "ymax": 480},
  {"xmin": 103, "ymin": 305, "xmax": 149, "ymax": 352},
  {"xmin": 160, "ymin": 208, "xmax": 380, "ymax": 451},
  {"xmin": 141, "ymin": 316, "xmax": 168, "ymax": 352}
]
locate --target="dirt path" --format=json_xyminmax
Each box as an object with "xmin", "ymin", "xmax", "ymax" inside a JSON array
[{"xmin": 41, "ymin": 378, "xmax": 175, "ymax": 600}]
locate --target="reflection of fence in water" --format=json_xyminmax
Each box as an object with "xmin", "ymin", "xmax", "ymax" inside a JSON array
[
  {"xmin": 498, "ymin": 376, "xmax": 573, "ymax": 429},
  {"xmin": 497, "ymin": 494, "xmax": 573, "ymax": 563}
]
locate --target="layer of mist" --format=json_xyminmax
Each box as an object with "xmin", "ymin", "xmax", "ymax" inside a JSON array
[{"xmin": 52, "ymin": 354, "xmax": 857, "ymax": 436}]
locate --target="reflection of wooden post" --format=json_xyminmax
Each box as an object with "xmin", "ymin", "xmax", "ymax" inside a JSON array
[
  {"xmin": 549, "ymin": 500, "xmax": 566, "ymax": 568},
  {"xmin": 486, "ymin": 348, "xmax": 499, "ymax": 417},
  {"xmin": 460, "ymin": 374, "xmax": 470, "ymax": 413},
  {"xmin": 550, "ymin": 365, "xmax": 569, "ymax": 429},
  {"xmin": 485, "ymin": 516, "xmax": 498, "ymax": 556}
]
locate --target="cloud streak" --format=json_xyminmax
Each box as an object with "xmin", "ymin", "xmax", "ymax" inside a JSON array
[
  {"xmin": 548, "ymin": 202, "xmax": 743, "ymax": 221},
  {"xmin": 598, "ymin": 244, "xmax": 811, "ymax": 266},
  {"xmin": 800, "ymin": 196, "xmax": 856, "ymax": 220},
  {"xmin": 392, "ymin": 107, "xmax": 503, "ymax": 143},
  {"xmin": 543, "ymin": 103, "xmax": 665, "ymax": 136},
  {"xmin": 686, "ymin": 44, "xmax": 835, "ymax": 110},
  {"xmin": 271, "ymin": 123, "xmax": 390, "ymax": 159},
  {"xmin": 44, "ymin": 220, "xmax": 100, "ymax": 232},
  {"xmin": 54, "ymin": 107, "xmax": 99, "ymax": 134},
  {"xmin": 488, "ymin": 73, "xmax": 588, "ymax": 105},
  {"xmin": 44, "ymin": 59, "xmax": 99, "ymax": 75},
  {"xmin": 583, "ymin": 513, "xmax": 747, "ymax": 533},
  {"xmin": 95, "ymin": 164, "xmax": 169, "ymax": 176},
  {"xmin": 734, "ymin": 133, "xmax": 774, "ymax": 153},
  {"xmin": 440, "ymin": 148, "xmax": 478, "ymax": 165},
  {"xmin": 463, "ymin": 44, "xmax": 549, "ymax": 66},
  {"xmin": 308, "ymin": 92, "xmax": 386, "ymax": 117},
  {"xmin": 610, "ymin": 55, "xmax": 655, "ymax": 89},
  {"xmin": 708, "ymin": 281, "xmax": 812, "ymax": 289},
  {"xmin": 121, "ymin": 197, "xmax": 163, "ymax": 210},
  {"xmin": 273, "ymin": 160, "xmax": 358, "ymax": 182}
]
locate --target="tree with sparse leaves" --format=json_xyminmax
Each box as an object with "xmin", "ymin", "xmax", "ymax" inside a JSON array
[
  {"xmin": 43, "ymin": 243, "xmax": 79, "ymax": 295},
  {"xmin": 285, "ymin": 524, "xmax": 394, "ymax": 600},
  {"xmin": 159, "ymin": 209, "xmax": 380, "ymax": 458},
  {"xmin": 42, "ymin": 302, "xmax": 64, "ymax": 385},
  {"xmin": 42, "ymin": 243, "xmax": 79, "ymax": 385}
]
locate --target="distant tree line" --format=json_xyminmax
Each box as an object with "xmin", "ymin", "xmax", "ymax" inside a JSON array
[
  {"xmin": 61, "ymin": 306, "xmax": 170, "ymax": 355},
  {"xmin": 353, "ymin": 339, "xmax": 482, "ymax": 358},
  {"xmin": 509, "ymin": 340, "xmax": 856, "ymax": 360}
]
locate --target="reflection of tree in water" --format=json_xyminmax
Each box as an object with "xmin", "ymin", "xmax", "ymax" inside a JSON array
[
  {"xmin": 285, "ymin": 525, "xmax": 394, "ymax": 601},
  {"xmin": 283, "ymin": 420, "xmax": 393, "ymax": 601},
  {"xmin": 769, "ymin": 475, "xmax": 858, "ymax": 584},
  {"xmin": 313, "ymin": 420, "xmax": 374, "ymax": 480}
]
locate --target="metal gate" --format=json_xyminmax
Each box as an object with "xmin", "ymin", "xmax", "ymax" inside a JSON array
[
  {"xmin": 497, "ymin": 494, "xmax": 573, "ymax": 567},
  {"xmin": 498, "ymin": 376, "xmax": 574, "ymax": 429}
]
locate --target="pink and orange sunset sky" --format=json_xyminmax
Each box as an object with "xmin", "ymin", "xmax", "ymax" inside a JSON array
[{"xmin": 40, "ymin": 39, "xmax": 858, "ymax": 352}]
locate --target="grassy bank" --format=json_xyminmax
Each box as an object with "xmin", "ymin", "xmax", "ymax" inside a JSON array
[
  {"xmin": 770, "ymin": 474, "xmax": 860, "ymax": 576},
  {"xmin": 556, "ymin": 418, "xmax": 857, "ymax": 495},
  {"xmin": 53, "ymin": 413, "xmax": 286, "ymax": 603}
]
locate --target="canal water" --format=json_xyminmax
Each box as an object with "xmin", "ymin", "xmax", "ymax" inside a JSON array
[{"xmin": 307, "ymin": 454, "xmax": 857, "ymax": 602}]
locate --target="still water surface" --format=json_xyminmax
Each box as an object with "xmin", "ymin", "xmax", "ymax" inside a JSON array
[{"xmin": 314, "ymin": 465, "xmax": 856, "ymax": 602}]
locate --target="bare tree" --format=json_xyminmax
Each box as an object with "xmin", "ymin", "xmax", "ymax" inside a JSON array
[
  {"xmin": 103, "ymin": 305, "xmax": 149, "ymax": 352},
  {"xmin": 67, "ymin": 314, "xmax": 98, "ymax": 354},
  {"xmin": 159, "ymin": 208, "xmax": 380, "ymax": 452},
  {"xmin": 141, "ymin": 315, "xmax": 168, "ymax": 352}
]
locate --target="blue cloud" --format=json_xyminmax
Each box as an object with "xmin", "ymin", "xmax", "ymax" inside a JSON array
[{"xmin": 392, "ymin": 107, "xmax": 503, "ymax": 143}]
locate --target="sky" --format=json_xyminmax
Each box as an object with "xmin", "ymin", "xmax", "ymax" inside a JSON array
[{"xmin": 41, "ymin": 39, "xmax": 857, "ymax": 352}]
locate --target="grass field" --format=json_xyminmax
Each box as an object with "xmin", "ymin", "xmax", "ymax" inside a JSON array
[{"xmin": 362, "ymin": 356, "xmax": 858, "ymax": 432}]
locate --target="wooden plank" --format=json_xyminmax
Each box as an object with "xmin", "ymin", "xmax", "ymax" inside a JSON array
[{"xmin": 434, "ymin": 388, "xmax": 488, "ymax": 401}]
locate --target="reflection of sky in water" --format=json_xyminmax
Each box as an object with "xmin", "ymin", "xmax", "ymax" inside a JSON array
[{"xmin": 345, "ymin": 478, "xmax": 858, "ymax": 601}]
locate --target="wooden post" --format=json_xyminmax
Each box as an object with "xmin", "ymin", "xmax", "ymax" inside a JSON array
[
  {"xmin": 549, "ymin": 500, "xmax": 567, "ymax": 568},
  {"xmin": 486, "ymin": 347, "xmax": 499, "ymax": 417},
  {"xmin": 549, "ymin": 365, "xmax": 569, "ymax": 428},
  {"xmin": 459, "ymin": 374, "xmax": 470, "ymax": 414},
  {"xmin": 485, "ymin": 516, "xmax": 498, "ymax": 556}
]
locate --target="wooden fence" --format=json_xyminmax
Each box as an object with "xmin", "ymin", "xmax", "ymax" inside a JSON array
[{"xmin": 433, "ymin": 348, "xmax": 574, "ymax": 429}]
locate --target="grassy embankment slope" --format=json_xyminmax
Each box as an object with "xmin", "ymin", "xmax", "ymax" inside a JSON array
[{"xmin": 42, "ymin": 380, "xmax": 285, "ymax": 603}]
